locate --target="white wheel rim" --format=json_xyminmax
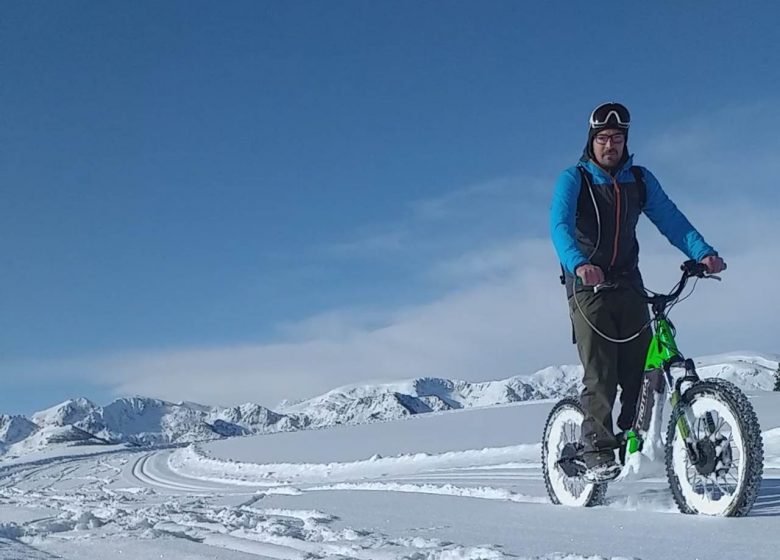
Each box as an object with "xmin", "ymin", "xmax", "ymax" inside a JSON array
[
  {"xmin": 670, "ymin": 395, "xmax": 747, "ymax": 515},
  {"xmin": 545, "ymin": 406, "xmax": 597, "ymax": 507}
]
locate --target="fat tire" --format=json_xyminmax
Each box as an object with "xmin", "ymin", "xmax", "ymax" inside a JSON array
[
  {"xmin": 542, "ymin": 397, "xmax": 608, "ymax": 507},
  {"xmin": 665, "ymin": 378, "xmax": 764, "ymax": 516}
]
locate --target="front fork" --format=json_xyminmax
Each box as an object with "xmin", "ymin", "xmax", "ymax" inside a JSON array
[{"xmin": 625, "ymin": 358, "xmax": 701, "ymax": 463}]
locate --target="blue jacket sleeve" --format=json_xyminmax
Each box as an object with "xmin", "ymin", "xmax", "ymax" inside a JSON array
[
  {"xmin": 640, "ymin": 167, "xmax": 716, "ymax": 261},
  {"xmin": 550, "ymin": 168, "xmax": 589, "ymax": 274}
]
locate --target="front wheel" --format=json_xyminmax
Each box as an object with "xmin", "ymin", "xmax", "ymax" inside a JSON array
[
  {"xmin": 542, "ymin": 397, "xmax": 607, "ymax": 507},
  {"xmin": 665, "ymin": 379, "xmax": 764, "ymax": 516}
]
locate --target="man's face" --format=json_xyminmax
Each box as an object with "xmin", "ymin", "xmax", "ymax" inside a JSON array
[{"xmin": 592, "ymin": 128, "xmax": 626, "ymax": 168}]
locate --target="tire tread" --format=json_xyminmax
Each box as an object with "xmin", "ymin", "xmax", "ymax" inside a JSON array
[
  {"xmin": 665, "ymin": 378, "xmax": 764, "ymax": 516},
  {"xmin": 542, "ymin": 397, "xmax": 608, "ymax": 507}
]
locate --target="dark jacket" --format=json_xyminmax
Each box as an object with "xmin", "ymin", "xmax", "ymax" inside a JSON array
[{"xmin": 550, "ymin": 155, "xmax": 716, "ymax": 295}]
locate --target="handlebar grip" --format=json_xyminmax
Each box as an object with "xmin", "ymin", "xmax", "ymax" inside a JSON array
[
  {"xmin": 682, "ymin": 259, "xmax": 729, "ymax": 277},
  {"xmin": 681, "ymin": 259, "xmax": 707, "ymax": 276}
]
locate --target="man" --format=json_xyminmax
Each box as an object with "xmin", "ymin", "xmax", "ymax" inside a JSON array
[{"xmin": 550, "ymin": 102, "xmax": 725, "ymax": 482}]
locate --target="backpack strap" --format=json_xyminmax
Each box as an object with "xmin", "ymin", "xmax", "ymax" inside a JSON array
[
  {"xmin": 559, "ymin": 165, "xmax": 593, "ymax": 286},
  {"xmin": 630, "ymin": 166, "xmax": 647, "ymax": 210},
  {"xmin": 560, "ymin": 165, "xmax": 645, "ymax": 290},
  {"xmin": 560, "ymin": 166, "xmax": 597, "ymax": 345},
  {"xmin": 576, "ymin": 165, "xmax": 592, "ymax": 207}
]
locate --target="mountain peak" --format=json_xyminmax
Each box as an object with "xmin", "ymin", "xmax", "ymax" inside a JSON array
[
  {"xmin": 0, "ymin": 415, "xmax": 39, "ymax": 445},
  {"xmin": 31, "ymin": 397, "xmax": 99, "ymax": 427},
  {"xmin": 4, "ymin": 352, "xmax": 776, "ymax": 460}
]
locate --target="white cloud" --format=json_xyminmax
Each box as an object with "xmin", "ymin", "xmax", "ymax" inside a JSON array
[
  {"xmin": 14, "ymin": 101, "xmax": 780, "ymax": 410},
  {"xmin": 80, "ymin": 206, "xmax": 779, "ymax": 410},
  {"xmin": 72, "ymin": 237, "xmax": 575, "ymax": 408},
  {"xmin": 325, "ymin": 229, "xmax": 408, "ymax": 257},
  {"xmin": 425, "ymin": 238, "xmax": 534, "ymax": 284},
  {"xmin": 322, "ymin": 173, "xmax": 550, "ymax": 263},
  {"xmin": 408, "ymin": 176, "xmax": 520, "ymax": 222}
]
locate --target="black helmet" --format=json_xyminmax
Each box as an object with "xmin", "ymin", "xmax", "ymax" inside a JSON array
[{"xmin": 583, "ymin": 102, "xmax": 630, "ymax": 165}]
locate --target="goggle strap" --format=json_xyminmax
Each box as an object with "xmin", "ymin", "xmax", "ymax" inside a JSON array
[{"xmin": 589, "ymin": 107, "xmax": 630, "ymax": 128}]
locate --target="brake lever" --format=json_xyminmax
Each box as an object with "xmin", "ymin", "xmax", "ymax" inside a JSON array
[{"xmin": 593, "ymin": 281, "xmax": 618, "ymax": 294}]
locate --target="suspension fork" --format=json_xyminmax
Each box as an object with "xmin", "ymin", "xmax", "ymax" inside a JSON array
[{"xmin": 670, "ymin": 358, "xmax": 705, "ymax": 463}]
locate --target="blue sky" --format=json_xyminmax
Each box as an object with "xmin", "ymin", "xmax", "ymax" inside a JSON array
[{"xmin": 2, "ymin": 1, "xmax": 780, "ymax": 415}]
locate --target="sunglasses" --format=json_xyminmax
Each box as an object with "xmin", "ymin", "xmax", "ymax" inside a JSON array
[
  {"xmin": 593, "ymin": 132, "xmax": 626, "ymax": 145},
  {"xmin": 589, "ymin": 103, "xmax": 630, "ymax": 129}
]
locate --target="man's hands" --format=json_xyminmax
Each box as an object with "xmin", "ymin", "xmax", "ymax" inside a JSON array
[
  {"xmin": 576, "ymin": 257, "xmax": 723, "ymax": 287},
  {"xmin": 575, "ymin": 264, "xmax": 604, "ymax": 286},
  {"xmin": 701, "ymin": 255, "xmax": 726, "ymax": 274}
]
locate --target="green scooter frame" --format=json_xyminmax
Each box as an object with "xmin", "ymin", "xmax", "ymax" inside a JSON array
[
  {"xmin": 623, "ymin": 262, "xmax": 722, "ymax": 466},
  {"xmin": 544, "ymin": 260, "xmax": 764, "ymax": 516}
]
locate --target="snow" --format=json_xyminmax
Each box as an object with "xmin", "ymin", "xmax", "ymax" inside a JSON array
[
  {"xmin": 8, "ymin": 396, "xmax": 295, "ymax": 455},
  {"xmin": 274, "ymin": 368, "xmax": 583, "ymax": 427},
  {"xmin": 4, "ymin": 354, "xmax": 777, "ymax": 462},
  {"xmin": 1, "ymin": 354, "xmax": 779, "ymax": 558},
  {"xmin": 169, "ymin": 440, "xmax": 541, "ymax": 485},
  {"xmin": 31, "ymin": 397, "xmax": 98, "ymax": 427},
  {"xmin": 689, "ymin": 352, "xmax": 778, "ymax": 391},
  {"xmin": 0, "ymin": 415, "xmax": 38, "ymax": 446},
  {"xmin": 4, "ymin": 424, "xmax": 110, "ymax": 458}
]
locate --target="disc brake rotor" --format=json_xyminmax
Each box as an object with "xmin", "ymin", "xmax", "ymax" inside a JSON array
[
  {"xmin": 556, "ymin": 419, "xmax": 588, "ymax": 495},
  {"xmin": 693, "ymin": 439, "xmax": 718, "ymax": 476},
  {"xmin": 687, "ymin": 412, "xmax": 738, "ymax": 492}
]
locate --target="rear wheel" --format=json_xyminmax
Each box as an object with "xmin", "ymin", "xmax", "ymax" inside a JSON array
[
  {"xmin": 542, "ymin": 397, "xmax": 607, "ymax": 507},
  {"xmin": 665, "ymin": 379, "xmax": 763, "ymax": 516}
]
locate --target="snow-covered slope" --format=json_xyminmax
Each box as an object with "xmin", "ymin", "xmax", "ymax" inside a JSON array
[
  {"xmin": 3, "ymin": 353, "xmax": 778, "ymax": 459},
  {"xmin": 5, "ymin": 397, "xmax": 293, "ymax": 457},
  {"xmin": 0, "ymin": 415, "xmax": 39, "ymax": 446},
  {"xmin": 7, "ymin": 425, "xmax": 109, "ymax": 456},
  {"xmin": 276, "ymin": 365, "xmax": 584, "ymax": 428},
  {"xmin": 277, "ymin": 354, "xmax": 778, "ymax": 428},
  {"xmin": 694, "ymin": 352, "xmax": 780, "ymax": 391},
  {"xmin": 4, "ymin": 391, "xmax": 779, "ymax": 560},
  {"xmin": 211, "ymin": 402, "xmax": 302, "ymax": 435},
  {"xmin": 31, "ymin": 397, "xmax": 99, "ymax": 427}
]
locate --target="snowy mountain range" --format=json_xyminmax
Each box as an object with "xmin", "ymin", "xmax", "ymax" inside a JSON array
[{"xmin": 2, "ymin": 352, "xmax": 777, "ymax": 458}]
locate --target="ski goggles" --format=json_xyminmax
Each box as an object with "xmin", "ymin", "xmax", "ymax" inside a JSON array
[{"xmin": 589, "ymin": 102, "xmax": 630, "ymax": 129}]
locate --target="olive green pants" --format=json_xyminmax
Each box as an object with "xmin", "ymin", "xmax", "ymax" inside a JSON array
[{"xmin": 569, "ymin": 286, "xmax": 652, "ymax": 467}]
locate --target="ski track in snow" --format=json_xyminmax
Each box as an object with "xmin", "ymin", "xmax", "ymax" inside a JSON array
[
  {"xmin": 1, "ymin": 399, "xmax": 779, "ymax": 559},
  {"xmin": 0, "ymin": 440, "xmax": 670, "ymax": 559}
]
